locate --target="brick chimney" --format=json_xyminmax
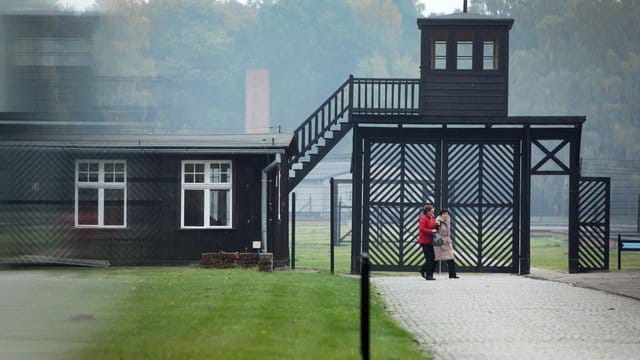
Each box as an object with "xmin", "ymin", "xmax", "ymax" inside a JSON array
[{"xmin": 245, "ymin": 69, "xmax": 269, "ymax": 133}]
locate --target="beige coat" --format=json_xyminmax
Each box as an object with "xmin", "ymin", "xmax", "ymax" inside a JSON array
[{"xmin": 434, "ymin": 216, "xmax": 455, "ymax": 261}]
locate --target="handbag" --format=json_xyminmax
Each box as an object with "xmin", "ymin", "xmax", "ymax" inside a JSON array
[{"xmin": 432, "ymin": 232, "xmax": 444, "ymax": 246}]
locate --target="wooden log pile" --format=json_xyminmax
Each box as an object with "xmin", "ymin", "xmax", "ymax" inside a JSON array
[{"xmin": 201, "ymin": 251, "xmax": 272, "ymax": 272}]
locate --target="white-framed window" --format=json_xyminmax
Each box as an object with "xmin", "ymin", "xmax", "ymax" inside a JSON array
[
  {"xmin": 431, "ymin": 31, "xmax": 447, "ymax": 70},
  {"xmin": 456, "ymin": 31, "xmax": 473, "ymax": 70},
  {"xmin": 483, "ymin": 30, "xmax": 499, "ymax": 70},
  {"xmin": 75, "ymin": 160, "xmax": 127, "ymax": 228},
  {"xmin": 181, "ymin": 160, "xmax": 232, "ymax": 229}
]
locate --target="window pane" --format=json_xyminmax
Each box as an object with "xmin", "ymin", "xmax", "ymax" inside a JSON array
[
  {"xmin": 457, "ymin": 41, "xmax": 472, "ymax": 56},
  {"xmin": 211, "ymin": 162, "xmax": 231, "ymax": 183},
  {"xmin": 78, "ymin": 188, "xmax": 98, "ymax": 225},
  {"xmin": 211, "ymin": 163, "xmax": 220, "ymax": 183},
  {"xmin": 79, "ymin": 162, "xmax": 99, "ymax": 183},
  {"xmin": 184, "ymin": 162, "xmax": 205, "ymax": 183},
  {"xmin": 222, "ymin": 164, "xmax": 229, "ymax": 182},
  {"xmin": 184, "ymin": 190, "xmax": 204, "ymax": 226},
  {"xmin": 457, "ymin": 41, "xmax": 473, "ymax": 70},
  {"xmin": 209, "ymin": 190, "xmax": 229, "ymax": 226},
  {"xmin": 457, "ymin": 58, "xmax": 472, "ymax": 69},
  {"xmin": 483, "ymin": 31, "xmax": 499, "ymax": 70},
  {"xmin": 104, "ymin": 189, "xmax": 124, "ymax": 226},
  {"xmin": 432, "ymin": 38, "xmax": 447, "ymax": 70},
  {"xmin": 103, "ymin": 162, "xmax": 125, "ymax": 183},
  {"xmin": 456, "ymin": 31, "xmax": 473, "ymax": 70}
]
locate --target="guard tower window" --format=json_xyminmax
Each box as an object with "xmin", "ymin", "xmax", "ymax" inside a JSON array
[
  {"xmin": 483, "ymin": 31, "xmax": 499, "ymax": 70},
  {"xmin": 431, "ymin": 31, "xmax": 447, "ymax": 70},
  {"xmin": 456, "ymin": 31, "xmax": 473, "ymax": 70}
]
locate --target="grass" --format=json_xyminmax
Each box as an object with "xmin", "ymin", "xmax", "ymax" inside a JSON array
[
  {"xmin": 0, "ymin": 267, "xmax": 426, "ymax": 360},
  {"xmin": 531, "ymin": 236, "xmax": 640, "ymax": 271},
  {"xmin": 292, "ymin": 221, "xmax": 352, "ymax": 273},
  {"xmin": 67, "ymin": 268, "xmax": 424, "ymax": 360}
]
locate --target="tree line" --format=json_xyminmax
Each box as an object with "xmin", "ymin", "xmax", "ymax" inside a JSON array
[{"xmin": 4, "ymin": 0, "xmax": 639, "ymax": 218}]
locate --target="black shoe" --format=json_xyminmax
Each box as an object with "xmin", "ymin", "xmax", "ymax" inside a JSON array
[
  {"xmin": 424, "ymin": 276, "xmax": 436, "ymax": 281},
  {"xmin": 449, "ymin": 276, "xmax": 459, "ymax": 279},
  {"xmin": 419, "ymin": 271, "xmax": 426, "ymax": 279}
]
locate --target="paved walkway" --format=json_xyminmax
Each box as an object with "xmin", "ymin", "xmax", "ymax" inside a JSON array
[{"xmin": 373, "ymin": 269, "xmax": 640, "ymax": 360}]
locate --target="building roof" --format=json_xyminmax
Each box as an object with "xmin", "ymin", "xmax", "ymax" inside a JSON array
[
  {"xmin": 418, "ymin": 12, "xmax": 514, "ymax": 29},
  {"xmin": 0, "ymin": 132, "xmax": 297, "ymax": 154}
]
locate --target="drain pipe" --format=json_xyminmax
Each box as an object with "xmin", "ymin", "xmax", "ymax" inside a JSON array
[{"xmin": 261, "ymin": 152, "xmax": 282, "ymax": 253}]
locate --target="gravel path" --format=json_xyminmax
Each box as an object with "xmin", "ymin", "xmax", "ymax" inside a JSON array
[{"xmin": 373, "ymin": 273, "xmax": 640, "ymax": 360}]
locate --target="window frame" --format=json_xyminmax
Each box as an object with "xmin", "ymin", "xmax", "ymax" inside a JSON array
[
  {"xmin": 74, "ymin": 160, "xmax": 127, "ymax": 229},
  {"xmin": 180, "ymin": 160, "xmax": 233, "ymax": 229},
  {"xmin": 482, "ymin": 30, "xmax": 500, "ymax": 71},
  {"xmin": 456, "ymin": 31, "xmax": 474, "ymax": 70},
  {"xmin": 430, "ymin": 31, "xmax": 447, "ymax": 70}
]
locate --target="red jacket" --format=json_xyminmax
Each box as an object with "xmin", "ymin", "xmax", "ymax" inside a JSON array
[{"xmin": 418, "ymin": 214, "xmax": 437, "ymax": 245}]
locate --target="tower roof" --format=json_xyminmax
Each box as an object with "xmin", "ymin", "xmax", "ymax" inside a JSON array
[{"xmin": 418, "ymin": 12, "xmax": 514, "ymax": 30}]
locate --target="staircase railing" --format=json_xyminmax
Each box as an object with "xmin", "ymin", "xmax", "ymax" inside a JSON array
[
  {"xmin": 352, "ymin": 77, "xmax": 420, "ymax": 115},
  {"xmin": 289, "ymin": 77, "xmax": 351, "ymax": 171},
  {"xmin": 288, "ymin": 76, "xmax": 420, "ymax": 189}
]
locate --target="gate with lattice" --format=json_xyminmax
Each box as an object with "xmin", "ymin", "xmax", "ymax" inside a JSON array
[
  {"xmin": 359, "ymin": 128, "xmax": 520, "ymax": 273},
  {"xmin": 578, "ymin": 177, "xmax": 610, "ymax": 271}
]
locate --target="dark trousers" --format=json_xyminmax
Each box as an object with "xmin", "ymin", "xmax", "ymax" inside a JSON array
[
  {"xmin": 444, "ymin": 259, "xmax": 457, "ymax": 278},
  {"xmin": 419, "ymin": 244, "xmax": 436, "ymax": 277}
]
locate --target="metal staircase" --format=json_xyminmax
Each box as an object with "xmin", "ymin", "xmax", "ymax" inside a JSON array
[{"xmin": 288, "ymin": 75, "xmax": 420, "ymax": 189}]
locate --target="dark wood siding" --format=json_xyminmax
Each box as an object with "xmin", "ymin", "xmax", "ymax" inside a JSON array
[
  {"xmin": 422, "ymin": 72, "xmax": 508, "ymax": 116},
  {"xmin": 418, "ymin": 23, "xmax": 511, "ymax": 117},
  {"xmin": 0, "ymin": 148, "xmax": 289, "ymax": 266}
]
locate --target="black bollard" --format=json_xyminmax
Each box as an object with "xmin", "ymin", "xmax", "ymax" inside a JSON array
[{"xmin": 361, "ymin": 252, "xmax": 370, "ymax": 359}]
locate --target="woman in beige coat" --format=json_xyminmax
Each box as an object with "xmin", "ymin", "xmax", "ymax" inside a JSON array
[{"xmin": 434, "ymin": 209, "xmax": 459, "ymax": 279}]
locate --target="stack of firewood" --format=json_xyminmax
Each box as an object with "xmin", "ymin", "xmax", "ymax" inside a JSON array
[{"xmin": 200, "ymin": 251, "xmax": 264, "ymax": 269}]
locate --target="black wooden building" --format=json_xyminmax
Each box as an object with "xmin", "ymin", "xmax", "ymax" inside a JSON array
[{"xmin": 0, "ymin": 132, "xmax": 295, "ymax": 267}]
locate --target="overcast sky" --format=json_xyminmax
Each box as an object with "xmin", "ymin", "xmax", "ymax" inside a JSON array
[{"xmin": 57, "ymin": 0, "xmax": 463, "ymax": 15}]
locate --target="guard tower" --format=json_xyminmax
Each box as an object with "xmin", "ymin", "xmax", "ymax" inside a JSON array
[
  {"xmin": 418, "ymin": 13, "xmax": 513, "ymax": 116},
  {"xmin": 288, "ymin": 8, "xmax": 609, "ymax": 275}
]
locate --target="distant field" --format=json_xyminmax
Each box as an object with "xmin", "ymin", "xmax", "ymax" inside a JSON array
[{"xmin": 291, "ymin": 220, "xmax": 640, "ymax": 272}]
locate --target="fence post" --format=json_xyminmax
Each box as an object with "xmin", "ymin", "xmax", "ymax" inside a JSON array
[
  {"xmin": 361, "ymin": 252, "xmax": 370, "ymax": 360},
  {"xmin": 337, "ymin": 200, "xmax": 342, "ymax": 247},
  {"xmin": 618, "ymin": 233, "xmax": 621, "ymax": 270},
  {"xmin": 330, "ymin": 177, "xmax": 335, "ymax": 274},
  {"xmin": 291, "ymin": 192, "xmax": 296, "ymax": 270}
]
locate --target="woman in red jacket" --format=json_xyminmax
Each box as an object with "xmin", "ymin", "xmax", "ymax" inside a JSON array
[{"xmin": 418, "ymin": 204, "xmax": 437, "ymax": 280}]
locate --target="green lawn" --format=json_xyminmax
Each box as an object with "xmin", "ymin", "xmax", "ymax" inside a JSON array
[
  {"xmin": 292, "ymin": 221, "xmax": 352, "ymax": 273},
  {"xmin": 531, "ymin": 236, "xmax": 640, "ymax": 271},
  {"xmin": 0, "ymin": 267, "xmax": 426, "ymax": 360},
  {"xmin": 68, "ymin": 268, "xmax": 424, "ymax": 360}
]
